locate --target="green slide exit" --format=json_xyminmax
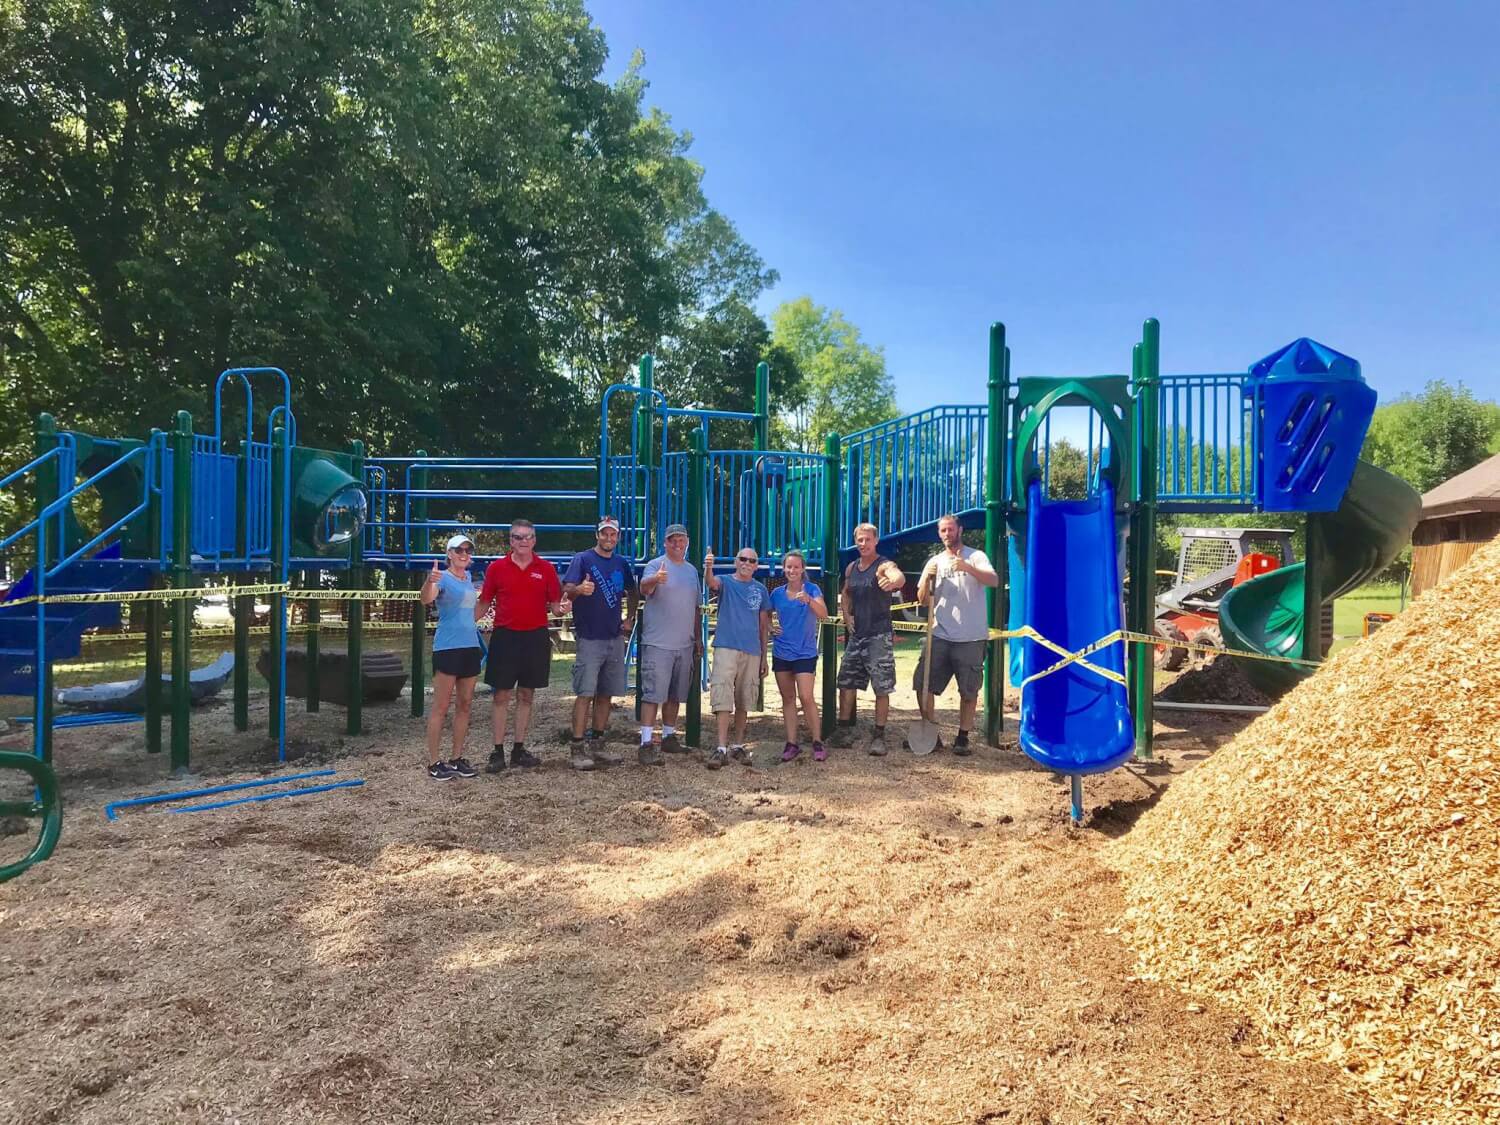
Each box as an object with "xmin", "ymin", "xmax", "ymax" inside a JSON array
[{"xmin": 1218, "ymin": 460, "xmax": 1421, "ymax": 696}]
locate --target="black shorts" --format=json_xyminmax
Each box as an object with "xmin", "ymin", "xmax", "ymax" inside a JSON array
[
  {"xmin": 432, "ymin": 646, "xmax": 482, "ymax": 680},
  {"xmin": 484, "ymin": 627, "xmax": 552, "ymax": 690},
  {"xmin": 772, "ymin": 655, "xmax": 818, "ymax": 675}
]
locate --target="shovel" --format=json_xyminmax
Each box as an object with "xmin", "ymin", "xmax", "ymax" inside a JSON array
[{"xmin": 907, "ymin": 606, "xmax": 940, "ymax": 756}]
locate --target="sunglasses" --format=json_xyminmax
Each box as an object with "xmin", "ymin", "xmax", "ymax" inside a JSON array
[
  {"xmin": 736, "ymin": 556, "xmax": 757, "ymax": 563},
  {"xmin": 509, "ymin": 533, "xmax": 535, "ymax": 542},
  {"xmin": 450, "ymin": 546, "xmax": 473, "ymax": 554}
]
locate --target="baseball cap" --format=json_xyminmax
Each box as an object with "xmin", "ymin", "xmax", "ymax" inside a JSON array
[
  {"xmin": 596, "ymin": 517, "xmax": 620, "ymax": 531},
  {"xmin": 663, "ymin": 523, "xmax": 688, "ymax": 538},
  {"xmin": 445, "ymin": 533, "xmax": 474, "ymax": 551}
]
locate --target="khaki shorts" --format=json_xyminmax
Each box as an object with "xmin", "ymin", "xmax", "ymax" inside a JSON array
[{"xmin": 710, "ymin": 647, "xmax": 761, "ymax": 713}]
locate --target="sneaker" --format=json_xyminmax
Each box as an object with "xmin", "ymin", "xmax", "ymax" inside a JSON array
[
  {"xmin": 952, "ymin": 733, "xmax": 973, "ymax": 757},
  {"xmin": 812, "ymin": 741, "xmax": 827, "ymax": 762},
  {"xmin": 660, "ymin": 734, "xmax": 688, "ymax": 755},
  {"xmin": 781, "ymin": 742, "xmax": 802, "ymax": 763},
  {"xmin": 510, "ymin": 746, "xmax": 542, "ymax": 769},
  {"xmin": 705, "ymin": 747, "xmax": 729, "ymax": 771},
  {"xmin": 428, "ymin": 761, "xmax": 456, "ymax": 781},
  {"xmin": 485, "ymin": 750, "xmax": 507, "ymax": 774},
  {"xmin": 638, "ymin": 743, "xmax": 665, "ymax": 767},
  {"xmin": 867, "ymin": 733, "xmax": 888, "ymax": 757},
  {"xmin": 570, "ymin": 740, "xmax": 595, "ymax": 771},
  {"xmin": 449, "ymin": 757, "xmax": 478, "ymax": 779},
  {"xmin": 729, "ymin": 744, "xmax": 753, "ymax": 765}
]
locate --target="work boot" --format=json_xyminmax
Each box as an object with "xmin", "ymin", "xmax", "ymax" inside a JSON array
[
  {"xmin": 590, "ymin": 738, "xmax": 624, "ymax": 767},
  {"xmin": 952, "ymin": 731, "xmax": 973, "ymax": 757},
  {"xmin": 570, "ymin": 740, "xmax": 595, "ymax": 771},
  {"xmin": 867, "ymin": 732, "xmax": 888, "ymax": 757},
  {"xmin": 509, "ymin": 745, "xmax": 541, "ymax": 769},
  {"xmin": 485, "ymin": 749, "xmax": 507, "ymax": 774},
  {"xmin": 660, "ymin": 734, "xmax": 688, "ymax": 755},
  {"xmin": 704, "ymin": 747, "xmax": 729, "ymax": 771},
  {"xmin": 729, "ymin": 744, "xmax": 753, "ymax": 765},
  {"xmin": 638, "ymin": 742, "xmax": 664, "ymax": 767}
]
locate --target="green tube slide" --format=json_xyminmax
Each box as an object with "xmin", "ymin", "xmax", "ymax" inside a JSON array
[{"xmin": 1218, "ymin": 460, "xmax": 1421, "ymax": 697}]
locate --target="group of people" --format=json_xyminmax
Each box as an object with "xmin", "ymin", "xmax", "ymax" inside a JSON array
[{"xmin": 420, "ymin": 513, "xmax": 996, "ymax": 780}]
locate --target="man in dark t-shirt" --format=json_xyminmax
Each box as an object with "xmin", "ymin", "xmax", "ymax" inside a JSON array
[
  {"xmin": 562, "ymin": 517, "xmax": 638, "ymax": 771},
  {"xmin": 834, "ymin": 522, "xmax": 905, "ymax": 757}
]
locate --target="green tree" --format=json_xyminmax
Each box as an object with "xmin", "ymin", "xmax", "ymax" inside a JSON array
[
  {"xmin": 1361, "ymin": 380, "xmax": 1500, "ymax": 494},
  {"xmin": 0, "ymin": 0, "xmax": 775, "ymax": 478},
  {"xmin": 770, "ymin": 296, "xmax": 898, "ymax": 450}
]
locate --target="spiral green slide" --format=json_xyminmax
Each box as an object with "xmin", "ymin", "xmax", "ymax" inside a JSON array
[{"xmin": 1218, "ymin": 460, "xmax": 1422, "ymax": 697}]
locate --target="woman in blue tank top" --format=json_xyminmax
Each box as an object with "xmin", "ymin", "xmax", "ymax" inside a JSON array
[
  {"xmin": 419, "ymin": 533, "xmax": 483, "ymax": 781},
  {"xmin": 769, "ymin": 551, "xmax": 829, "ymax": 762}
]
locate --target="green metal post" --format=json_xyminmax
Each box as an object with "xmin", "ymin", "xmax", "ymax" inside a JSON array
[
  {"xmin": 305, "ymin": 573, "xmax": 321, "ymax": 712},
  {"xmin": 232, "ymin": 450, "xmax": 249, "ymax": 731},
  {"xmin": 345, "ymin": 440, "xmax": 366, "ymax": 736},
  {"xmin": 145, "ymin": 428, "xmax": 164, "ymax": 753},
  {"xmin": 820, "ymin": 432, "xmax": 842, "ymax": 729},
  {"xmin": 232, "ymin": 585, "xmax": 250, "ymax": 731},
  {"xmin": 170, "ymin": 410, "xmax": 193, "ymax": 772},
  {"xmin": 1130, "ymin": 321, "xmax": 1160, "ymax": 760},
  {"xmin": 685, "ymin": 428, "xmax": 707, "ymax": 748},
  {"xmin": 34, "ymin": 414, "xmax": 58, "ymax": 764},
  {"xmin": 1303, "ymin": 516, "xmax": 1325, "ymax": 664},
  {"xmin": 635, "ymin": 354, "xmax": 656, "ymax": 552},
  {"xmin": 269, "ymin": 425, "xmax": 287, "ymax": 745},
  {"xmin": 410, "ymin": 451, "xmax": 427, "ymax": 718},
  {"xmin": 752, "ymin": 359, "xmax": 770, "ymax": 710},
  {"xmin": 984, "ymin": 326, "xmax": 1008, "ymax": 746}
]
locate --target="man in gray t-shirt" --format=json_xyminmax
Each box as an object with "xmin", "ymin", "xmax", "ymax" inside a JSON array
[
  {"xmin": 636, "ymin": 523, "xmax": 702, "ymax": 763},
  {"xmin": 914, "ymin": 513, "xmax": 998, "ymax": 755}
]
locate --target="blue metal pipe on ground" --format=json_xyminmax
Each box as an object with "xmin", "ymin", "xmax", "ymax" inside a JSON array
[
  {"xmin": 168, "ymin": 778, "xmax": 364, "ymax": 814},
  {"xmin": 104, "ymin": 769, "xmax": 336, "ymax": 821}
]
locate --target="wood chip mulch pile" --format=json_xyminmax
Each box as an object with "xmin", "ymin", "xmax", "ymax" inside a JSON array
[{"xmin": 1112, "ymin": 535, "xmax": 1500, "ymax": 1124}]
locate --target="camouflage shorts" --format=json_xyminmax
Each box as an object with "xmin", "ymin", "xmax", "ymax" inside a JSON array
[{"xmin": 837, "ymin": 632, "xmax": 896, "ymax": 695}]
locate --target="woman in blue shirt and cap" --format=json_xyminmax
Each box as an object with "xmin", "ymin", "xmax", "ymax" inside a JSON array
[{"xmin": 420, "ymin": 532, "xmax": 483, "ymax": 780}]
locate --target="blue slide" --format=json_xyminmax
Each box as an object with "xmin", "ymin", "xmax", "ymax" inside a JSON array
[{"xmin": 1018, "ymin": 480, "xmax": 1134, "ymax": 775}]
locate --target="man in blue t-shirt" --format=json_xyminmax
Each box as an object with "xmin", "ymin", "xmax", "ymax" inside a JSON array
[
  {"xmin": 562, "ymin": 517, "xmax": 639, "ymax": 770},
  {"xmin": 702, "ymin": 544, "xmax": 770, "ymax": 770}
]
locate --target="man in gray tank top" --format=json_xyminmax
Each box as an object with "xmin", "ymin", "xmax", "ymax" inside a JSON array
[{"xmin": 833, "ymin": 522, "xmax": 905, "ymax": 756}]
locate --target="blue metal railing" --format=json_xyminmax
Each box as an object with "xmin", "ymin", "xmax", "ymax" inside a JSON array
[
  {"xmin": 363, "ymin": 455, "xmax": 598, "ymax": 564},
  {"xmin": 1156, "ymin": 373, "xmax": 1258, "ymax": 508},
  {"xmin": 840, "ymin": 405, "xmax": 988, "ymax": 546},
  {"xmin": 698, "ymin": 450, "xmax": 827, "ymax": 568}
]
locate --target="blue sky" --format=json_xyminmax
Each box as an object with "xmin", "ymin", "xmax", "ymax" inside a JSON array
[{"xmin": 590, "ymin": 0, "xmax": 1498, "ymax": 413}]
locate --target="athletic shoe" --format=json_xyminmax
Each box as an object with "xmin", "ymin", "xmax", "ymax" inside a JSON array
[
  {"xmin": 867, "ymin": 734, "xmax": 888, "ymax": 757},
  {"xmin": 704, "ymin": 747, "xmax": 729, "ymax": 771},
  {"xmin": 510, "ymin": 746, "xmax": 542, "ymax": 769},
  {"xmin": 952, "ymin": 733, "xmax": 973, "ymax": 757},
  {"xmin": 660, "ymin": 734, "xmax": 688, "ymax": 755},
  {"xmin": 570, "ymin": 741, "xmax": 595, "ymax": 771},
  {"xmin": 638, "ymin": 743, "xmax": 665, "ymax": 767},
  {"xmin": 428, "ymin": 761, "xmax": 456, "ymax": 781},
  {"xmin": 781, "ymin": 742, "xmax": 802, "ymax": 763},
  {"xmin": 485, "ymin": 750, "xmax": 506, "ymax": 774},
  {"xmin": 729, "ymin": 744, "xmax": 753, "ymax": 764},
  {"xmin": 449, "ymin": 757, "xmax": 478, "ymax": 779},
  {"xmin": 812, "ymin": 741, "xmax": 827, "ymax": 762}
]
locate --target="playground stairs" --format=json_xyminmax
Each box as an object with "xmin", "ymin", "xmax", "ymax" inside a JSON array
[{"xmin": 0, "ymin": 547, "xmax": 155, "ymax": 696}]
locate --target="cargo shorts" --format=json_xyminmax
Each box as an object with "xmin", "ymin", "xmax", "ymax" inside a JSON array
[
  {"xmin": 913, "ymin": 637, "xmax": 986, "ymax": 698},
  {"xmin": 572, "ymin": 635, "xmax": 627, "ymax": 697},
  {"xmin": 837, "ymin": 632, "xmax": 897, "ymax": 696}
]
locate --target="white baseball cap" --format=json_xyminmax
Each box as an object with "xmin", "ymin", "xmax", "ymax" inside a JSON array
[{"xmin": 446, "ymin": 533, "xmax": 475, "ymax": 551}]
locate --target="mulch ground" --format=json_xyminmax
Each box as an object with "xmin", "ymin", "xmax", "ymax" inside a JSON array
[{"xmin": 0, "ymin": 675, "xmax": 1389, "ymax": 1124}]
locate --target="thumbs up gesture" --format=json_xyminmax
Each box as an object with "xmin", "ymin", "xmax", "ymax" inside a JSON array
[
  {"xmin": 791, "ymin": 588, "xmax": 810, "ymax": 604},
  {"xmin": 428, "ymin": 559, "xmax": 441, "ymax": 583},
  {"xmin": 577, "ymin": 575, "xmax": 596, "ymax": 597},
  {"xmin": 704, "ymin": 549, "xmax": 715, "ymax": 571}
]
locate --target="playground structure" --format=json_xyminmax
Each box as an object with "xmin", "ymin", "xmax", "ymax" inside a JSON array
[{"xmin": 0, "ymin": 319, "xmax": 1424, "ymax": 864}]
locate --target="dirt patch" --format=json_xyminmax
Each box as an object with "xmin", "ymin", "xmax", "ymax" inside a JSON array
[
  {"xmin": 1156, "ymin": 652, "xmax": 1272, "ymax": 706},
  {"xmin": 0, "ymin": 672, "xmax": 1388, "ymax": 1124}
]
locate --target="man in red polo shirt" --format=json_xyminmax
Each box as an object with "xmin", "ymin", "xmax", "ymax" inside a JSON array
[{"xmin": 476, "ymin": 518, "xmax": 566, "ymax": 772}]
